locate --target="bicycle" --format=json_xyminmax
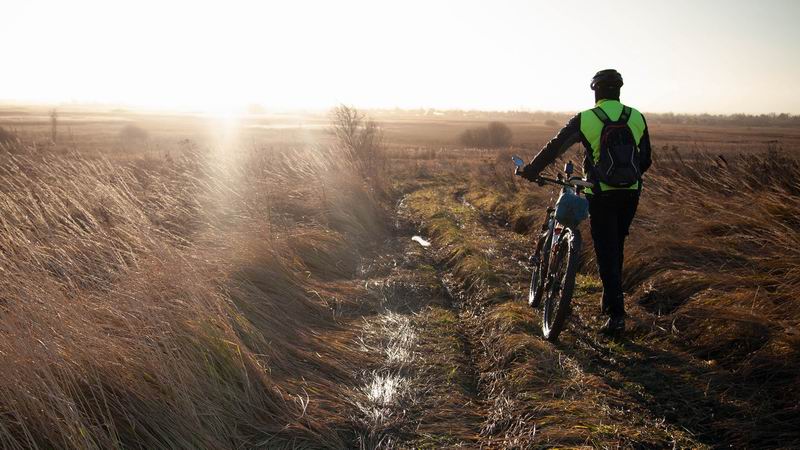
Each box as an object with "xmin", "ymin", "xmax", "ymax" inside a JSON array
[{"xmin": 512, "ymin": 156, "xmax": 591, "ymax": 341}]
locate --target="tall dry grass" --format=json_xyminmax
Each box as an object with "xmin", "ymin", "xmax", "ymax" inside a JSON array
[
  {"xmin": 619, "ymin": 150, "xmax": 800, "ymax": 445},
  {"xmin": 0, "ymin": 138, "xmax": 385, "ymax": 448}
]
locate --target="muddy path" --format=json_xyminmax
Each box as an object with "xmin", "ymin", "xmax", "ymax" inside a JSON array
[
  {"xmin": 339, "ymin": 178, "xmax": 771, "ymax": 448},
  {"xmin": 343, "ymin": 206, "xmax": 484, "ymax": 448},
  {"xmin": 383, "ymin": 182, "xmax": 709, "ymax": 449}
]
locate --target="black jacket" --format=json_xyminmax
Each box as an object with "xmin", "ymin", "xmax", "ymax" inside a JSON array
[{"xmin": 521, "ymin": 109, "xmax": 652, "ymax": 186}]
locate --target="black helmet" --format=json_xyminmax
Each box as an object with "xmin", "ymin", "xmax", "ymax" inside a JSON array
[{"xmin": 590, "ymin": 69, "xmax": 623, "ymax": 90}]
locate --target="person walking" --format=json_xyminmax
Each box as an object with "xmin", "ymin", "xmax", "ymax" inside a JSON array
[{"xmin": 519, "ymin": 69, "xmax": 652, "ymax": 334}]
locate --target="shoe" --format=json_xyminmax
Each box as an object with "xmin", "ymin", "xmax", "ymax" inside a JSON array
[{"xmin": 600, "ymin": 316, "xmax": 625, "ymax": 335}]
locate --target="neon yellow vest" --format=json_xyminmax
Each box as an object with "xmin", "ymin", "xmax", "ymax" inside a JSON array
[{"xmin": 580, "ymin": 99, "xmax": 646, "ymax": 194}]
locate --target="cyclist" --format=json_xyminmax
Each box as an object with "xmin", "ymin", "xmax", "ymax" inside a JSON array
[{"xmin": 519, "ymin": 69, "xmax": 652, "ymax": 334}]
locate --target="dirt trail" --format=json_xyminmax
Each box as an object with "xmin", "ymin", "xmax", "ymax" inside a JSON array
[
  {"xmin": 341, "ymin": 179, "xmax": 771, "ymax": 448},
  {"xmin": 346, "ymin": 207, "xmax": 484, "ymax": 448},
  {"xmin": 388, "ymin": 181, "xmax": 709, "ymax": 448}
]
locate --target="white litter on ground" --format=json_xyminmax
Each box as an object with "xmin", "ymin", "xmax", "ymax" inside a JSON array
[{"xmin": 411, "ymin": 236, "xmax": 431, "ymax": 247}]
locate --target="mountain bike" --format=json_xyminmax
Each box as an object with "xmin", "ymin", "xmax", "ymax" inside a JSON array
[{"xmin": 513, "ymin": 156, "xmax": 591, "ymax": 341}]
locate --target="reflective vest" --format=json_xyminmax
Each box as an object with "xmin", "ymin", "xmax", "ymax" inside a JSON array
[{"xmin": 580, "ymin": 99, "xmax": 646, "ymax": 194}]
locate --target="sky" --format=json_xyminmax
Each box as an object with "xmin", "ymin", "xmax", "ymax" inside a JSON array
[{"xmin": 2, "ymin": 0, "xmax": 799, "ymax": 114}]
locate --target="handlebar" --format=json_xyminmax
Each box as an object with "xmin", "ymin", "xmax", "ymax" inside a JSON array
[
  {"xmin": 535, "ymin": 175, "xmax": 593, "ymax": 189},
  {"xmin": 512, "ymin": 155, "xmax": 592, "ymax": 189}
]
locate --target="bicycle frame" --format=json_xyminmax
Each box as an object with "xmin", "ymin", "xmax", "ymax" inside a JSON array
[
  {"xmin": 538, "ymin": 191, "xmax": 570, "ymax": 293},
  {"xmin": 530, "ymin": 172, "xmax": 586, "ymax": 272},
  {"xmin": 513, "ymin": 156, "xmax": 588, "ymax": 340}
]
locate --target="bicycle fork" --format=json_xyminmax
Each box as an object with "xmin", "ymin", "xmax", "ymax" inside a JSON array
[{"xmin": 544, "ymin": 226, "xmax": 565, "ymax": 293}]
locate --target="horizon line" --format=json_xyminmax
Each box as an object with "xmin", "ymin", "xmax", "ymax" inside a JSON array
[{"xmin": 0, "ymin": 99, "xmax": 798, "ymax": 118}]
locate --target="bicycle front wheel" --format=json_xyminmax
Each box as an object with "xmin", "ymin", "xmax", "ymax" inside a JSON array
[
  {"xmin": 542, "ymin": 228, "xmax": 581, "ymax": 341},
  {"xmin": 528, "ymin": 234, "xmax": 550, "ymax": 308}
]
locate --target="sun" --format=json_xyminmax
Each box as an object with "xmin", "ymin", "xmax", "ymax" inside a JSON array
[
  {"xmin": 205, "ymin": 103, "xmax": 243, "ymax": 121},
  {"xmin": 201, "ymin": 103, "xmax": 244, "ymax": 153}
]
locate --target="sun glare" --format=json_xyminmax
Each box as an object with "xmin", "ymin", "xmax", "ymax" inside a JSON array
[
  {"xmin": 3, "ymin": 0, "xmax": 800, "ymax": 113},
  {"xmin": 207, "ymin": 105, "xmax": 242, "ymax": 122}
]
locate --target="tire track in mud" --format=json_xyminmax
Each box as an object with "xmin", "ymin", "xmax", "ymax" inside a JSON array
[
  {"xmin": 349, "ymin": 200, "xmax": 484, "ymax": 449},
  {"xmin": 354, "ymin": 307, "xmax": 418, "ymax": 449}
]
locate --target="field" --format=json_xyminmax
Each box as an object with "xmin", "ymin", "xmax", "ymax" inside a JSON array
[{"xmin": 0, "ymin": 104, "xmax": 798, "ymax": 449}]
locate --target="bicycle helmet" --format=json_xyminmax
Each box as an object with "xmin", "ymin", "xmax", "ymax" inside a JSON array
[{"xmin": 590, "ymin": 69, "xmax": 624, "ymax": 90}]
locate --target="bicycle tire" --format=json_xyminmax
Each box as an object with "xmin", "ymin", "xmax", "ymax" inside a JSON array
[
  {"xmin": 527, "ymin": 234, "xmax": 550, "ymax": 308},
  {"xmin": 542, "ymin": 228, "xmax": 581, "ymax": 341}
]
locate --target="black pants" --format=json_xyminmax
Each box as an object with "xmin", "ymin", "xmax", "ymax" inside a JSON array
[{"xmin": 587, "ymin": 191, "xmax": 639, "ymax": 318}]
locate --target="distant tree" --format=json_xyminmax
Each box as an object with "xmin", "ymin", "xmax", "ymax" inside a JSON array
[
  {"xmin": 459, "ymin": 121, "xmax": 513, "ymax": 148},
  {"xmin": 646, "ymin": 111, "xmax": 800, "ymax": 127},
  {"xmin": 330, "ymin": 105, "xmax": 385, "ymax": 178}
]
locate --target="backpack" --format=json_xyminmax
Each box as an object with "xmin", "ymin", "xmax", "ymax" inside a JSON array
[{"xmin": 591, "ymin": 106, "xmax": 641, "ymax": 188}]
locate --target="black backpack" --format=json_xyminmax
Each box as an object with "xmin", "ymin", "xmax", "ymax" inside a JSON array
[{"xmin": 591, "ymin": 106, "xmax": 641, "ymax": 188}]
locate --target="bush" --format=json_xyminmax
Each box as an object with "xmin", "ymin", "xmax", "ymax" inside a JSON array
[
  {"xmin": 330, "ymin": 105, "xmax": 385, "ymax": 180},
  {"xmin": 487, "ymin": 121, "xmax": 512, "ymax": 147},
  {"xmin": 544, "ymin": 119, "xmax": 559, "ymax": 127},
  {"xmin": 119, "ymin": 124, "xmax": 149, "ymax": 143},
  {"xmin": 458, "ymin": 127, "xmax": 489, "ymax": 147},
  {"xmin": 459, "ymin": 122, "xmax": 512, "ymax": 148}
]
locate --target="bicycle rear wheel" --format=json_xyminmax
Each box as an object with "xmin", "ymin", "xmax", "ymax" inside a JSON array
[{"xmin": 542, "ymin": 228, "xmax": 581, "ymax": 341}]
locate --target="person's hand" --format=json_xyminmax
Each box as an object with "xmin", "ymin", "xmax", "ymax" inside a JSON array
[{"xmin": 519, "ymin": 164, "xmax": 539, "ymax": 182}]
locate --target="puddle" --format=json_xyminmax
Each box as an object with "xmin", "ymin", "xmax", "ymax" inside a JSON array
[
  {"xmin": 364, "ymin": 372, "xmax": 407, "ymax": 405},
  {"xmin": 411, "ymin": 236, "xmax": 431, "ymax": 247},
  {"xmin": 355, "ymin": 372, "xmax": 410, "ymax": 449},
  {"xmin": 381, "ymin": 314, "xmax": 416, "ymax": 364},
  {"xmin": 359, "ymin": 312, "xmax": 417, "ymax": 365},
  {"xmin": 356, "ymin": 311, "xmax": 418, "ymax": 434},
  {"xmin": 357, "ymin": 371, "xmax": 410, "ymax": 426}
]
